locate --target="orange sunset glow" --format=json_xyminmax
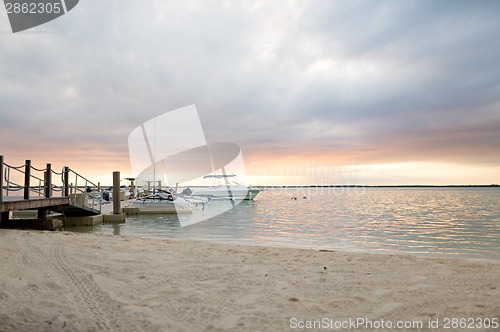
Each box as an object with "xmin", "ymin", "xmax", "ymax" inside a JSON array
[{"xmin": 1, "ymin": 1, "xmax": 499, "ymax": 187}]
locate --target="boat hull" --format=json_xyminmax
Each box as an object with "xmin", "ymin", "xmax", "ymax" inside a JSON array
[
  {"xmin": 190, "ymin": 187, "xmax": 261, "ymax": 200},
  {"xmin": 131, "ymin": 199, "xmax": 192, "ymax": 214}
]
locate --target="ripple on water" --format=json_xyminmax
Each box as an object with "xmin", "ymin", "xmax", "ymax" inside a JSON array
[{"xmin": 68, "ymin": 187, "xmax": 500, "ymax": 260}]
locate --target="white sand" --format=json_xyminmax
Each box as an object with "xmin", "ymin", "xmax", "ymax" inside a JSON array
[{"xmin": 0, "ymin": 229, "xmax": 499, "ymax": 331}]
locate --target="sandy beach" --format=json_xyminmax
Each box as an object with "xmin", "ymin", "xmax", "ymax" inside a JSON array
[{"xmin": 0, "ymin": 229, "xmax": 498, "ymax": 331}]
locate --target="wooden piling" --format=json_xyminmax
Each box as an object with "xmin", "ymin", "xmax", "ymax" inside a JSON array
[
  {"xmin": 24, "ymin": 160, "xmax": 31, "ymax": 200},
  {"xmin": 0, "ymin": 211, "xmax": 10, "ymax": 222},
  {"xmin": 0, "ymin": 155, "xmax": 4, "ymax": 203},
  {"xmin": 0, "ymin": 157, "xmax": 7, "ymax": 221},
  {"xmin": 112, "ymin": 171, "xmax": 121, "ymax": 214},
  {"xmin": 45, "ymin": 163, "xmax": 52, "ymax": 198},
  {"xmin": 63, "ymin": 166, "xmax": 69, "ymax": 197},
  {"xmin": 37, "ymin": 208, "xmax": 48, "ymax": 220}
]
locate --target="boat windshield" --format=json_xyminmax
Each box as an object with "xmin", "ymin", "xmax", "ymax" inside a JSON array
[{"xmin": 202, "ymin": 174, "xmax": 247, "ymax": 187}]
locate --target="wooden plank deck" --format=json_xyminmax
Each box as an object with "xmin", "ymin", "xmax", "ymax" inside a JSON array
[
  {"xmin": 0, "ymin": 196, "xmax": 70, "ymax": 212},
  {"xmin": 0, "ymin": 196, "xmax": 100, "ymax": 217}
]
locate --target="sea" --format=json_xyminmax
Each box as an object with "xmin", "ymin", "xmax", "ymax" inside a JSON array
[{"xmin": 68, "ymin": 187, "xmax": 500, "ymax": 261}]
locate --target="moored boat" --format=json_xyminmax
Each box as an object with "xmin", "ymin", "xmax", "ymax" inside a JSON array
[
  {"xmin": 132, "ymin": 192, "xmax": 192, "ymax": 214},
  {"xmin": 188, "ymin": 174, "xmax": 261, "ymax": 200}
]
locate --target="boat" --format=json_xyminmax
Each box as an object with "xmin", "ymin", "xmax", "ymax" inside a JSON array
[
  {"xmin": 188, "ymin": 174, "xmax": 261, "ymax": 200},
  {"xmin": 132, "ymin": 191, "xmax": 192, "ymax": 214}
]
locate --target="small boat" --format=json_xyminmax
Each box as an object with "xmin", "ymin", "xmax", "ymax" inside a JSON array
[
  {"xmin": 102, "ymin": 185, "xmax": 135, "ymax": 202},
  {"xmin": 188, "ymin": 174, "xmax": 261, "ymax": 200},
  {"xmin": 183, "ymin": 195, "xmax": 210, "ymax": 204},
  {"xmin": 132, "ymin": 192, "xmax": 192, "ymax": 214}
]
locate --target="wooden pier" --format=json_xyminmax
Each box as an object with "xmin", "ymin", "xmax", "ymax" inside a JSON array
[{"xmin": 0, "ymin": 156, "xmax": 123, "ymax": 230}]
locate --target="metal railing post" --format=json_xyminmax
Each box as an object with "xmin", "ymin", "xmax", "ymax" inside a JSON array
[
  {"xmin": 74, "ymin": 176, "xmax": 78, "ymax": 206},
  {"xmin": 24, "ymin": 160, "xmax": 31, "ymax": 200},
  {"xmin": 84, "ymin": 178, "xmax": 88, "ymax": 208},
  {"xmin": 5, "ymin": 167, "xmax": 9, "ymax": 197},
  {"xmin": 45, "ymin": 163, "xmax": 52, "ymax": 198},
  {"xmin": 0, "ymin": 155, "xmax": 3, "ymax": 203},
  {"xmin": 90, "ymin": 182, "xmax": 95, "ymax": 211}
]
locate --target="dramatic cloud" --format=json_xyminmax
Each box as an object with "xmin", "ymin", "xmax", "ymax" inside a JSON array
[{"xmin": 0, "ymin": 0, "xmax": 499, "ymax": 184}]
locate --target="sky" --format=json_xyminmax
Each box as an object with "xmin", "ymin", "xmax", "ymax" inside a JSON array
[{"xmin": 1, "ymin": 0, "xmax": 499, "ymax": 186}]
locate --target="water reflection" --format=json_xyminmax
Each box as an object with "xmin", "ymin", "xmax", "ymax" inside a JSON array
[
  {"xmin": 111, "ymin": 223, "xmax": 121, "ymax": 236},
  {"xmin": 68, "ymin": 188, "xmax": 500, "ymax": 260}
]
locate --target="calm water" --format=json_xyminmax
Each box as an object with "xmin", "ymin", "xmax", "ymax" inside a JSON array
[{"xmin": 70, "ymin": 188, "xmax": 500, "ymax": 260}]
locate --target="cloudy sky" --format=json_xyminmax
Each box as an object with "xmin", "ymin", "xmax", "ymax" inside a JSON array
[{"xmin": 1, "ymin": 0, "xmax": 499, "ymax": 185}]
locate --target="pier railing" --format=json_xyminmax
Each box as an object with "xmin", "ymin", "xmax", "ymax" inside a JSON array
[
  {"xmin": 65, "ymin": 167, "xmax": 102, "ymax": 214},
  {"xmin": 0, "ymin": 156, "xmax": 101, "ymax": 214}
]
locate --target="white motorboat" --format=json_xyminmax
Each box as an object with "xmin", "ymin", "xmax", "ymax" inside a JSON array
[
  {"xmin": 132, "ymin": 192, "xmax": 192, "ymax": 213},
  {"xmin": 183, "ymin": 195, "xmax": 210, "ymax": 204},
  {"xmin": 188, "ymin": 174, "xmax": 261, "ymax": 200}
]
